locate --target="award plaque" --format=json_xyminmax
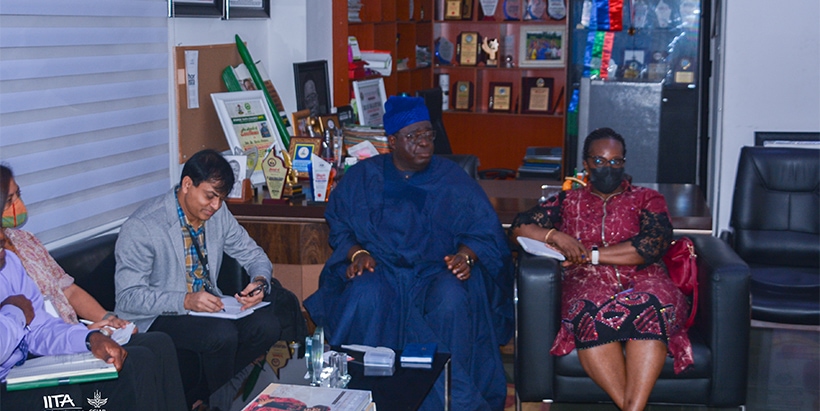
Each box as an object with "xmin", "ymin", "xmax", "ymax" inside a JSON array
[
  {"xmin": 520, "ymin": 76, "xmax": 553, "ymax": 114},
  {"xmin": 674, "ymin": 56, "xmax": 695, "ymax": 84},
  {"xmin": 503, "ymin": 0, "xmax": 521, "ymax": 20},
  {"xmin": 261, "ymin": 150, "xmax": 288, "ymax": 200},
  {"xmin": 453, "ymin": 81, "xmax": 474, "ymax": 110},
  {"xmin": 461, "ymin": 0, "xmax": 473, "ymax": 19},
  {"xmin": 435, "ymin": 37, "xmax": 455, "ymax": 65},
  {"xmin": 445, "ymin": 0, "xmax": 462, "ymax": 19},
  {"xmin": 457, "ymin": 32, "xmax": 480, "ymax": 66},
  {"xmin": 547, "ymin": 0, "xmax": 566, "ymax": 20},
  {"xmin": 480, "ymin": 0, "xmax": 499, "ymax": 20},
  {"xmin": 622, "ymin": 60, "xmax": 644, "ymax": 80},
  {"xmin": 488, "ymin": 82, "xmax": 513, "ymax": 112},
  {"xmin": 524, "ymin": 0, "xmax": 546, "ymax": 20},
  {"xmin": 647, "ymin": 50, "xmax": 667, "ymax": 81}
]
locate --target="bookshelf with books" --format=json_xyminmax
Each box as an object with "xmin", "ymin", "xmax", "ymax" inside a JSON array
[{"xmin": 332, "ymin": 0, "xmax": 435, "ymax": 108}]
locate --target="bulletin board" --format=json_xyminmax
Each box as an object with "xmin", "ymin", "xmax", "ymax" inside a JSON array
[{"xmin": 174, "ymin": 43, "xmax": 242, "ymax": 164}]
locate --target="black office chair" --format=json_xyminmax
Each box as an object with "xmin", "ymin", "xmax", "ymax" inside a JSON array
[{"xmin": 722, "ymin": 146, "xmax": 820, "ymax": 325}]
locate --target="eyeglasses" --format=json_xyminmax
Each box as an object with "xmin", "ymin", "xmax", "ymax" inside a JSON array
[
  {"xmin": 399, "ymin": 130, "xmax": 436, "ymax": 145},
  {"xmin": 588, "ymin": 156, "xmax": 626, "ymax": 167}
]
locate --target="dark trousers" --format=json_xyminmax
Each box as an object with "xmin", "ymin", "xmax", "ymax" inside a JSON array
[
  {"xmin": 149, "ymin": 301, "xmax": 281, "ymax": 406},
  {"xmin": 1, "ymin": 332, "xmax": 187, "ymax": 411}
]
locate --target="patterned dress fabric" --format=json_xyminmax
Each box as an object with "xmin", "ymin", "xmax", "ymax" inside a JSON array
[{"xmin": 512, "ymin": 181, "xmax": 694, "ymax": 373}]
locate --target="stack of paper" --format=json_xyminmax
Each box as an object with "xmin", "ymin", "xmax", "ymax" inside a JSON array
[
  {"xmin": 517, "ymin": 236, "xmax": 566, "ymax": 261},
  {"xmin": 360, "ymin": 50, "xmax": 392, "ymax": 77},
  {"xmin": 242, "ymin": 383, "xmax": 373, "ymax": 411},
  {"xmin": 189, "ymin": 297, "xmax": 271, "ymax": 320},
  {"xmin": 6, "ymin": 352, "xmax": 118, "ymax": 391}
]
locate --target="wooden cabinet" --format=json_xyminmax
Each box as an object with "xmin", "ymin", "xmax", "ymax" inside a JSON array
[
  {"xmin": 332, "ymin": 0, "xmax": 569, "ymax": 172},
  {"xmin": 332, "ymin": 0, "xmax": 434, "ymax": 106}
]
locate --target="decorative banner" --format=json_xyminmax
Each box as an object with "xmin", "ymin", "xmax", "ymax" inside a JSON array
[
  {"xmin": 235, "ymin": 35, "xmax": 291, "ymax": 149},
  {"xmin": 599, "ymin": 32, "xmax": 615, "ymax": 79}
]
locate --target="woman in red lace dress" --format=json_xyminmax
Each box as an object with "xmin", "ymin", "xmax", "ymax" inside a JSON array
[{"xmin": 511, "ymin": 128, "xmax": 693, "ymax": 411}]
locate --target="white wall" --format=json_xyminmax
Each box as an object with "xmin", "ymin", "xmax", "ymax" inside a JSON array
[
  {"xmin": 710, "ymin": 0, "xmax": 820, "ymax": 233},
  {"xmin": 166, "ymin": 2, "xmax": 333, "ymax": 177}
]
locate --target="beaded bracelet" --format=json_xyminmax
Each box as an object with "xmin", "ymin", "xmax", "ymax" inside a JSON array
[
  {"xmin": 351, "ymin": 249, "xmax": 370, "ymax": 262},
  {"xmin": 544, "ymin": 228, "xmax": 556, "ymax": 244}
]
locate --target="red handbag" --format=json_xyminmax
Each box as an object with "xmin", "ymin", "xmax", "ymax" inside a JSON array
[{"xmin": 662, "ymin": 237, "xmax": 698, "ymax": 328}]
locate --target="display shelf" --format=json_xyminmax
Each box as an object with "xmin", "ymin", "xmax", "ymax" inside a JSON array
[{"xmin": 333, "ymin": 0, "xmax": 568, "ymax": 172}]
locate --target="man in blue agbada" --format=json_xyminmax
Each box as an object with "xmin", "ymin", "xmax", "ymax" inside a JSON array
[{"xmin": 304, "ymin": 95, "xmax": 514, "ymax": 410}]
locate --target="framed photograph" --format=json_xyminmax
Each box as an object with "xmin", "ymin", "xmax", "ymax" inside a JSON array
[
  {"xmin": 226, "ymin": 0, "xmax": 270, "ymax": 18},
  {"xmin": 293, "ymin": 60, "xmax": 331, "ymax": 117},
  {"xmin": 222, "ymin": 154, "xmax": 247, "ymax": 199},
  {"xmin": 211, "ymin": 90, "xmax": 285, "ymax": 185},
  {"xmin": 288, "ymin": 137, "xmax": 321, "ymax": 178},
  {"xmin": 291, "ymin": 109, "xmax": 312, "ymax": 136},
  {"xmin": 518, "ymin": 25, "xmax": 566, "ymax": 68},
  {"xmin": 170, "ymin": 0, "xmax": 224, "ymax": 17},
  {"xmin": 352, "ymin": 78, "xmax": 387, "ymax": 127}
]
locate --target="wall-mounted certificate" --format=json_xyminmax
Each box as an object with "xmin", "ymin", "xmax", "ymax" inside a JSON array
[
  {"xmin": 452, "ymin": 81, "xmax": 474, "ymax": 110},
  {"xmin": 488, "ymin": 82, "xmax": 513, "ymax": 112},
  {"xmin": 445, "ymin": 0, "xmax": 462, "ymax": 19},
  {"xmin": 520, "ymin": 77, "xmax": 553, "ymax": 114},
  {"xmin": 457, "ymin": 31, "xmax": 480, "ymax": 66}
]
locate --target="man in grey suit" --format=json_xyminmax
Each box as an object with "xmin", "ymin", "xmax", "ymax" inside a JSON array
[{"xmin": 114, "ymin": 149, "xmax": 288, "ymax": 410}]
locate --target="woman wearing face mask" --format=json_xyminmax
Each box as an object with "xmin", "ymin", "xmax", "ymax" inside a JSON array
[
  {"xmin": 1, "ymin": 164, "xmax": 187, "ymax": 410},
  {"xmin": 511, "ymin": 128, "xmax": 693, "ymax": 411}
]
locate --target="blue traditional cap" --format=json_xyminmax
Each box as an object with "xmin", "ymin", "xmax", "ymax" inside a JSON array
[{"xmin": 382, "ymin": 95, "xmax": 430, "ymax": 136}]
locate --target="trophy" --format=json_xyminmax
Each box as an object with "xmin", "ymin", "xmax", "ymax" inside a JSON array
[
  {"xmin": 457, "ymin": 32, "xmax": 480, "ymax": 66},
  {"xmin": 479, "ymin": 0, "xmax": 499, "ymax": 20},
  {"xmin": 481, "ymin": 37, "xmax": 500, "ymax": 67},
  {"xmin": 488, "ymin": 82, "xmax": 512, "ymax": 112}
]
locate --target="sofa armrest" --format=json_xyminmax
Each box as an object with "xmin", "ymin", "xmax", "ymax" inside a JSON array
[
  {"xmin": 515, "ymin": 252, "xmax": 562, "ymax": 402},
  {"xmin": 688, "ymin": 234, "xmax": 751, "ymax": 407}
]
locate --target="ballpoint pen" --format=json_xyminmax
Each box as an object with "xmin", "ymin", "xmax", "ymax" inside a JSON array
[{"xmin": 239, "ymin": 282, "xmax": 265, "ymax": 298}]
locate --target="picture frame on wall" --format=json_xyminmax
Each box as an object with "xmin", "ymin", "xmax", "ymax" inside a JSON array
[
  {"xmin": 211, "ymin": 90, "xmax": 285, "ymax": 185},
  {"xmin": 226, "ymin": 0, "xmax": 270, "ymax": 18},
  {"xmin": 518, "ymin": 25, "xmax": 566, "ymax": 68},
  {"xmin": 293, "ymin": 60, "xmax": 331, "ymax": 117},
  {"xmin": 170, "ymin": 0, "xmax": 269, "ymax": 18},
  {"xmin": 352, "ymin": 78, "xmax": 387, "ymax": 126}
]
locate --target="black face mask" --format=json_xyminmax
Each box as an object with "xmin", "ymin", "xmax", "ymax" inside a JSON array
[{"xmin": 589, "ymin": 166, "xmax": 625, "ymax": 194}]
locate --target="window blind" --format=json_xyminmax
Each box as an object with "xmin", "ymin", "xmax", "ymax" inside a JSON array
[{"xmin": 0, "ymin": 0, "xmax": 170, "ymax": 246}]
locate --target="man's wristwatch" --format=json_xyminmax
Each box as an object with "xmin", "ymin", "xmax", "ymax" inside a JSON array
[
  {"xmin": 591, "ymin": 246, "xmax": 600, "ymax": 265},
  {"xmin": 86, "ymin": 330, "xmax": 101, "ymax": 350}
]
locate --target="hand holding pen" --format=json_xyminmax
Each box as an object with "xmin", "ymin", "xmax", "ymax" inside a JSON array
[{"xmin": 184, "ymin": 289, "xmax": 225, "ymax": 313}]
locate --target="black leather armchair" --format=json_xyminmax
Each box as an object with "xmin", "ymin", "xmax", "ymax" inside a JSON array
[
  {"xmin": 722, "ymin": 146, "xmax": 819, "ymax": 325},
  {"xmin": 515, "ymin": 234, "xmax": 751, "ymax": 408}
]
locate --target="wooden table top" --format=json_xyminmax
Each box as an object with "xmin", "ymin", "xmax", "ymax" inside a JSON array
[{"xmin": 228, "ymin": 180, "xmax": 712, "ymax": 231}]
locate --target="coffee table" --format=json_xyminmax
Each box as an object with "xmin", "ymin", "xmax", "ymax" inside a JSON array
[{"xmin": 210, "ymin": 347, "xmax": 450, "ymax": 411}]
